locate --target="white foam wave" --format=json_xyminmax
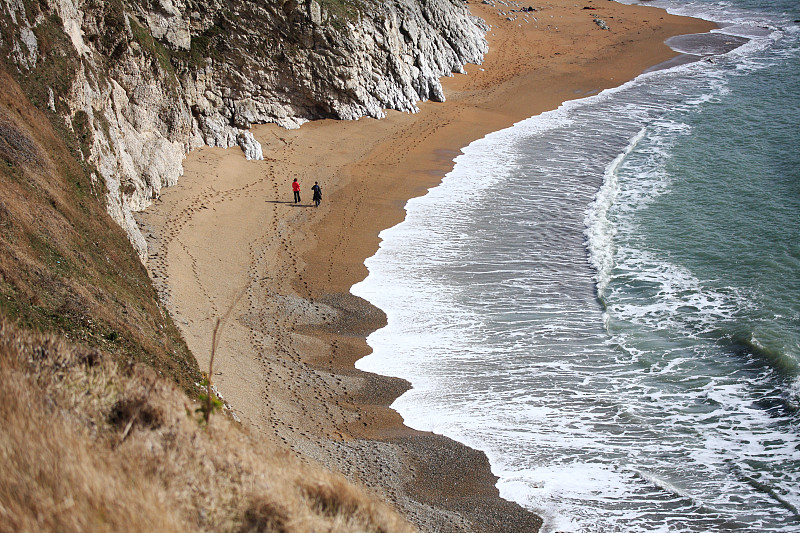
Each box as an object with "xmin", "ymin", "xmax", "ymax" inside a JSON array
[
  {"xmin": 619, "ymin": 0, "xmax": 798, "ymax": 32},
  {"xmin": 585, "ymin": 127, "xmax": 648, "ymax": 299}
]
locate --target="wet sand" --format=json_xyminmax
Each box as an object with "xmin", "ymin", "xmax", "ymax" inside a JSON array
[{"xmin": 137, "ymin": 1, "xmax": 715, "ymax": 530}]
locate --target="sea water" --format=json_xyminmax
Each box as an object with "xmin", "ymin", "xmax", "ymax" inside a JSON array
[{"xmin": 351, "ymin": 0, "xmax": 800, "ymax": 531}]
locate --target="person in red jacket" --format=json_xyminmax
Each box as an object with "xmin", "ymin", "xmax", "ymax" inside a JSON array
[{"xmin": 292, "ymin": 178, "xmax": 301, "ymax": 203}]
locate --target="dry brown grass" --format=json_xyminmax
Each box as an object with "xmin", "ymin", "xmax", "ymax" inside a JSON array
[
  {"xmin": 0, "ymin": 320, "xmax": 416, "ymax": 533},
  {"xmin": 0, "ymin": 323, "xmax": 183, "ymax": 533}
]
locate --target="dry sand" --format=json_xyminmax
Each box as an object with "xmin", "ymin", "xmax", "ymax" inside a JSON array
[{"xmin": 137, "ymin": 2, "xmax": 714, "ymax": 530}]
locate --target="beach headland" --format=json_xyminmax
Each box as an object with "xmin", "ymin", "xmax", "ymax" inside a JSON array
[{"xmin": 137, "ymin": 1, "xmax": 715, "ymax": 530}]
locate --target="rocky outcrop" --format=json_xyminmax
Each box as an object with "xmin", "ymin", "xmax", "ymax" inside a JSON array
[{"xmin": 1, "ymin": 0, "xmax": 486, "ymax": 259}]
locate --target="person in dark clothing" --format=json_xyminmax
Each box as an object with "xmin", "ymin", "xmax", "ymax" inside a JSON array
[
  {"xmin": 292, "ymin": 178, "xmax": 301, "ymax": 203},
  {"xmin": 311, "ymin": 181, "xmax": 322, "ymax": 207}
]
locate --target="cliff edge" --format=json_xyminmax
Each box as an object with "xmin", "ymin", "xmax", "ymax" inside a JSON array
[{"xmin": 1, "ymin": 0, "xmax": 487, "ymax": 259}]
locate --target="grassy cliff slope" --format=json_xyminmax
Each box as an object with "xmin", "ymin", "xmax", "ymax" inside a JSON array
[{"xmin": 0, "ymin": 65, "xmax": 414, "ymax": 533}]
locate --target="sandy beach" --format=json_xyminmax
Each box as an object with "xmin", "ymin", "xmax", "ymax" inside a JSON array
[{"xmin": 136, "ymin": 1, "xmax": 714, "ymax": 530}]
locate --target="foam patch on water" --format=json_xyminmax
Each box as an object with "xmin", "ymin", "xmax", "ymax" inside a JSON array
[{"xmin": 666, "ymin": 32, "xmax": 750, "ymax": 56}]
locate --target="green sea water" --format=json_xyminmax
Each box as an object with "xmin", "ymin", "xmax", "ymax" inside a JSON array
[{"xmin": 353, "ymin": 1, "xmax": 800, "ymax": 530}]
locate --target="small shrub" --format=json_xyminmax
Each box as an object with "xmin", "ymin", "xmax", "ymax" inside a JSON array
[
  {"xmin": 109, "ymin": 393, "xmax": 165, "ymax": 432},
  {"xmin": 239, "ymin": 499, "xmax": 290, "ymax": 533}
]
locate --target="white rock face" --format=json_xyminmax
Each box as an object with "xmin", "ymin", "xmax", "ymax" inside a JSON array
[
  {"xmin": 1, "ymin": 0, "xmax": 487, "ymax": 261},
  {"xmin": 238, "ymin": 131, "xmax": 263, "ymax": 161},
  {"xmin": 55, "ymin": 0, "xmax": 92, "ymax": 57},
  {"xmin": 144, "ymin": 0, "xmax": 191, "ymax": 50}
]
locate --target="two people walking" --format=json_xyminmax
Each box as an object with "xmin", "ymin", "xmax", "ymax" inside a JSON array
[{"xmin": 291, "ymin": 178, "xmax": 322, "ymax": 207}]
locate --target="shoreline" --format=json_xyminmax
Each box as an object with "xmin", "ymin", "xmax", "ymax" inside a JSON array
[{"xmin": 137, "ymin": 1, "xmax": 715, "ymax": 530}]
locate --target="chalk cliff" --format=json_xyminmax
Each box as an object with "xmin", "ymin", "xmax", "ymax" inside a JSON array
[{"xmin": 1, "ymin": 0, "xmax": 487, "ymax": 258}]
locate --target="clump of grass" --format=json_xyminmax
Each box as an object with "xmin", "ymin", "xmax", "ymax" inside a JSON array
[
  {"xmin": 319, "ymin": 0, "xmax": 366, "ymax": 31},
  {"xmin": 127, "ymin": 15, "xmax": 176, "ymax": 80},
  {"xmin": 71, "ymin": 110, "xmax": 93, "ymax": 158}
]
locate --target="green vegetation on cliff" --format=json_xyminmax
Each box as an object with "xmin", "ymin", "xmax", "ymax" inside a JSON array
[{"xmin": 0, "ymin": 67, "xmax": 199, "ymax": 391}]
